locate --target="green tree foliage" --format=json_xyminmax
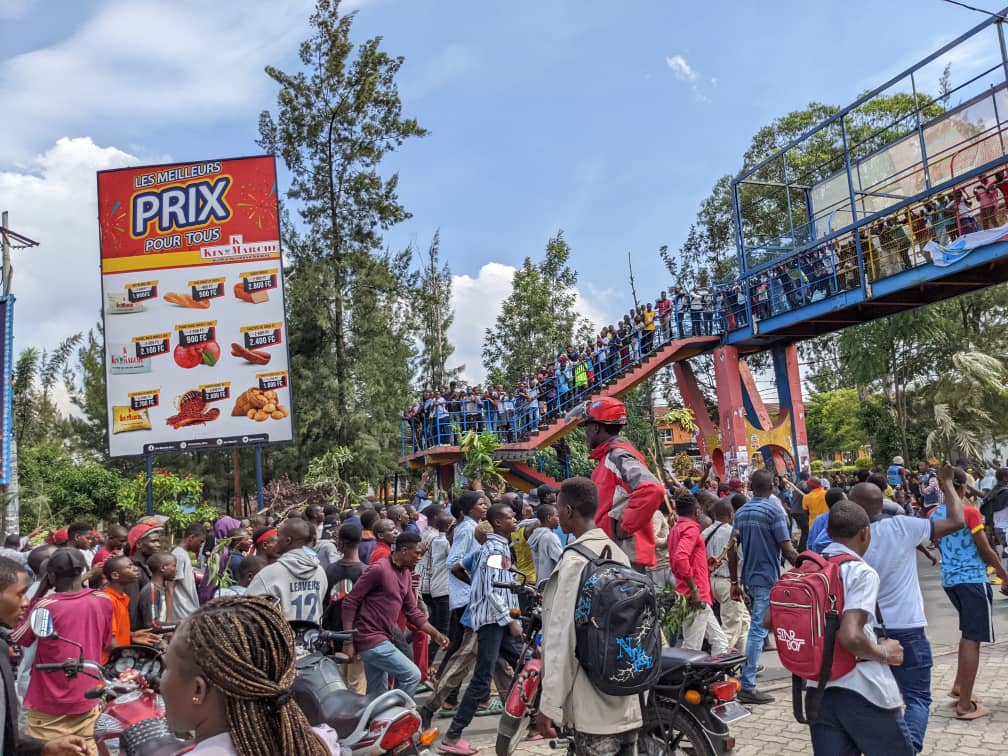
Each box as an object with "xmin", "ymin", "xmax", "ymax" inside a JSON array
[
  {"xmin": 482, "ymin": 231, "xmax": 580, "ymax": 384},
  {"xmin": 458, "ymin": 429, "xmax": 507, "ymax": 492},
  {"xmin": 65, "ymin": 327, "xmax": 108, "ymax": 456},
  {"xmin": 415, "ymin": 229, "xmax": 461, "ymax": 390},
  {"xmin": 805, "ymin": 388, "xmax": 869, "ymax": 458},
  {"xmin": 116, "ymin": 470, "xmax": 214, "ymax": 540},
  {"xmin": 303, "ymin": 446, "xmax": 358, "ymax": 505},
  {"xmin": 258, "ymin": 0, "xmax": 425, "ymax": 480},
  {"xmin": 12, "ymin": 335, "xmax": 81, "ymax": 451},
  {"xmin": 17, "ymin": 443, "xmax": 125, "ymax": 528}
]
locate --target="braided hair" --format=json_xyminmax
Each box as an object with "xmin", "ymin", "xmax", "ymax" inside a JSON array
[{"xmin": 181, "ymin": 596, "xmax": 329, "ymax": 756}]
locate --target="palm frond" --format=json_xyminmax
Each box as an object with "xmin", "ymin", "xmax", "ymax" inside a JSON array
[{"xmin": 952, "ymin": 351, "xmax": 1008, "ymax": 393}]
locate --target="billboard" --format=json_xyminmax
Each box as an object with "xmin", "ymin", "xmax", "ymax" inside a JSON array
[{"xmin": 97, "ymin": 156, "xmax": 293, "ymax": 457}]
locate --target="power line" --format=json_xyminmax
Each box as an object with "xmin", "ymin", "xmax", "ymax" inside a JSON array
[{"xmin": 939, "ymin": 0, "xmax": 1008, "ymax": 22}]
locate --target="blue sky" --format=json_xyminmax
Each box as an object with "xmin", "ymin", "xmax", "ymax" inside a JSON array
[{"xmin": 0, "ymin": 0, "xmax": 1000, "ymax": 383}]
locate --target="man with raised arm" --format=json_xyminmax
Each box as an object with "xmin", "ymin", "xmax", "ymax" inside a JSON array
[{"xmin": 848, "ymin": 463, "xmax": 963, "ymax": 752}]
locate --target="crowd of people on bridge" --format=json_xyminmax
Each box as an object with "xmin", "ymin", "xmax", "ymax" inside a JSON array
[
  {"xmin": 404, "ymin": 171, "xmax": 1008, "ymax": 458},
  {"xmin": 745, "ymin": 168, "xmax": 1008, "ymax": 324},
  {"xmin": 402, "ymin": 287, "xmax": 727, "ymax": 450}
]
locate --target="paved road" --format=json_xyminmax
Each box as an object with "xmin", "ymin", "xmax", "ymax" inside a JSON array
[{"xmin": 441, "ymin": 549, "xmax": 1008, "ymax": 754}]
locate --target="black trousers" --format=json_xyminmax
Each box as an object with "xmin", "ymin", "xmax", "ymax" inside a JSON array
[
  {"xmin": 423, "ymin": 594, "xmax": 451, "ymax": 667},
  {"xmin": 436, "ymin": 607, "xmax": 467, "ymax": 678}
]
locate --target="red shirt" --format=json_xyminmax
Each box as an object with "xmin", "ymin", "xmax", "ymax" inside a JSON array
[
  {"xmin": 656, "ymin": 298, "xmax": 672, "ymax": 317},
  {"xmin": 369, "ymin": 541, "xmax": 392, "ymax": 565},
  {"xmin": 668, "ymin": 518, "xmax": 713, "ymax": 604},
  {"xmin": 13, "ymin": 589, "xmax": 113, "ymax": 715},
  {"xmin": 342, "ymin": 556, "xmax": 427, "ymax": 654},
  {"xmin": 92, "ymin": 546, "xmax": 122, "ymax": 567}
]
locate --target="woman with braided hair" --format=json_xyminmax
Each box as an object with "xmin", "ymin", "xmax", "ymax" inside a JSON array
[{"xmin": 160, "ymin": 595, "xmax": 334, "ymax": 755}]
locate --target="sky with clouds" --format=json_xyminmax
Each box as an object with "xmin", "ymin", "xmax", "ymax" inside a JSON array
[{"xmin": 0, "ymin": 0, "xmax": 1001, "ymax": 387}]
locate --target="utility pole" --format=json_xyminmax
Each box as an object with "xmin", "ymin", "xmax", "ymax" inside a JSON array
[{"xmin": 0, "ymin": 212, "xmax": 38, "ymax": 536}]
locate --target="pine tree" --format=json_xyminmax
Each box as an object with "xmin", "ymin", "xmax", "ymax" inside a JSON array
[
  {"xmin": 415, "ymin": 229, "xmax": 461, "ymax": 390},
  {"xmin": 482, "ymin": 231, "xmax": 579, "ymax": 384},
  {"xmin": 257, "ymin": 0, "xmax": 426, "ymax": 479}
]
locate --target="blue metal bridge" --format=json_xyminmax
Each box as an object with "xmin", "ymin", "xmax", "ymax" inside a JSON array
[
  {"xmin": 723, "ymin": 7, "xmax": 1008, "ymax": 350},
  {"xmin": 401, "ymin": 9, "xmax": 1008, "ymax": 476}
]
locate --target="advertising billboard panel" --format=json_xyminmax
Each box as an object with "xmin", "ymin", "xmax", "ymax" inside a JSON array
[{"xmin": 97, "ymin": 156, "xmax": 293, "ymax": 457}]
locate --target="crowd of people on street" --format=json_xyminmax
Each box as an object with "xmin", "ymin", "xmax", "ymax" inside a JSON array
[{"xmin": 2, "ymin": 416, "xmax": 1008, "ymax": 754}]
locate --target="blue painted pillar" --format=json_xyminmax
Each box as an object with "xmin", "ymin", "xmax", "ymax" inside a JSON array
[{"xmin": 772, "ymin": 344, "xmax": 809, "ymax": 476}]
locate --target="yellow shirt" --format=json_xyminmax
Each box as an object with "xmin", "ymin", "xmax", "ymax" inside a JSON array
[
  {"xmin": 802, "ymin": 487, "xmax": 828, "ymax": 521},
  {"xmin": 644, "ymin": 311, "xmax": 656, "ymax": 332},
  {"xmin": 511, "ymin": 526, "xmax": 537, "ymax": 585}
]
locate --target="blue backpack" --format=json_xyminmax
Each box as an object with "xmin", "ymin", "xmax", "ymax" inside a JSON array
[{"xmin": 887, "ymin": 465, "xmax": 904, "ymax": 488}]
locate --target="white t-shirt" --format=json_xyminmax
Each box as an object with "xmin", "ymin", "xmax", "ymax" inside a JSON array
[
  {"xmin": 171, "ymin": 546, "xmax": 200, "ymax": 621},
  {"xmin": 994, "ymin": 505, "xmax": 1008, "ymax": 530},
  {"xmin": 813, "ymin": 543, "xmax": 903, "ymax": 710},
  {"xmin": 863, "ymin": 516, "xmax": 933, "ymax": 629}
]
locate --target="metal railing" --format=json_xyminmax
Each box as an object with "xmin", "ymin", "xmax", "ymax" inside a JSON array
[{"xmin": 401, "ymin": 317, "xmax": 714, "ymax": 456}]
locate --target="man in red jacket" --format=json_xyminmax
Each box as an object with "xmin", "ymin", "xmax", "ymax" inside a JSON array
[{"xmin": 574, "ymin": 397, "xmax": 665, "ymax": 571}]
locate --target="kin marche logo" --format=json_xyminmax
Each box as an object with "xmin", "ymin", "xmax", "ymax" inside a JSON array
[{"xmin": 776, "ymin": 628, "xmax": 806, "ymax": 652}]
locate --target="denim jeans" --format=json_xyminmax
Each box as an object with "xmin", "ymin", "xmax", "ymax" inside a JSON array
[
  {"xmin": 810, "ymin": 687, "xmax": 913, "ymax": 756},
  {"xmin": 740, "ymin": 583, "xmax": 771, "ymax": 691},
  {"xmin": 359, "ymin": 639, "xmax": 421, "ymax": 698},
  {"xmin": 885, "ymin": 627, "xmax": 933, "ymax": 753},
  {"xmin": 446, "ymin": 623, "xmax": 521, "ymax": 740}
]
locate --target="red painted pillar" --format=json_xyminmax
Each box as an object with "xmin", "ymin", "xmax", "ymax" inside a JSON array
[
  {"xmin": 673, "ymin": 364, "xmax": 721, "ymax": 453},
  {"xmin": 713, "ymin": 346, "xmax": 752, "ymax": 479}
]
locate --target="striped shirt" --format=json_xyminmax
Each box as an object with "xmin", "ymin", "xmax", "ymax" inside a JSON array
[{"xmin": 467, "ymin": 534, "xmax": 518, "ymax": 629}]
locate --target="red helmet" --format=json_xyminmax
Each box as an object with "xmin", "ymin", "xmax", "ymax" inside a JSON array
[{"xmin": 566, "ymin": 397, "xmax": 627, "ymax": 426}]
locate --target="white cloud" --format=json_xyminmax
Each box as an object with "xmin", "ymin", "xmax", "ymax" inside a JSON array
[
  {"xmin": 0, "ymin": 0, "xmax": 320, "ymax": 161},
  {"xmin": 0, "ymin": 137, "xmax": 139, "ymax": 360},
  {"xmin": 448, "ymin": 262, "xmax": 616, "ymax": 385},
  {"xmin": 665, "ymin": 54, "xmax": 697, "ymax": 82},
  {"xmin": 664, "ymin": 52, "xmax": 716, "ymax": 102}
]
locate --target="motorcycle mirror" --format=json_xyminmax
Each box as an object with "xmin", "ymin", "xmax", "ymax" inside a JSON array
[
  {"xmin": 30, "ymin": 607, "xmax": 56, "ymax": 639},
  {"xmin": 486, "ymin": 554, "xmax": 505, "ymax": 570}
]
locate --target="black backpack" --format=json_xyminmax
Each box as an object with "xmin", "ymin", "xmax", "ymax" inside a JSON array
[{"xmin": 567, "ymin": 543, "xmax": 661, "ymax": 696}]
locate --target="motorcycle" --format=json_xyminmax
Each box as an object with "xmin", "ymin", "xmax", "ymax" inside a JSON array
[
  {"xmin": 29, "ymin": 607, "xmax": 186, "ymax": 756},
  {"xmin": 490, "ymin": 571, "xmax": 543, "ymax": 756},
  {"xmin": 489, "ymin": 559, "xmax": 750, "ymax": 756},
  {"xmin": 638, "ymin": 646, "xmax": 750, "ymax": 755},
  {"xmin": 290, "ymin": 621, "xmax": 439, "ymax": 755}
]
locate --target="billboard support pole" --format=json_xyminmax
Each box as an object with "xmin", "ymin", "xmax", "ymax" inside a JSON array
[
  {"xmin": 255, "ymin": 446, "xmax": 264, "ymax": 511},
  {"xmin": 145, "ymin": 452, "xmax": 154, "ymax": 517}
]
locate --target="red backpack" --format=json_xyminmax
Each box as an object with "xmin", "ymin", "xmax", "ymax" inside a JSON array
[{"xmin": 769, "ymin": 551, "xmax": 859, "ymax": 724}]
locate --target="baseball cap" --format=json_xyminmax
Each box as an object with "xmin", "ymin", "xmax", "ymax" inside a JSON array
[{"xmin": 127, "ymin": 518, "xmax": 164, "ymax": 553}]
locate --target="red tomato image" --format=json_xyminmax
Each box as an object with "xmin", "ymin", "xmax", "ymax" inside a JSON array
[{"xmin": 173, "ymin": 340, "xmax": 220, "ymax": 369}]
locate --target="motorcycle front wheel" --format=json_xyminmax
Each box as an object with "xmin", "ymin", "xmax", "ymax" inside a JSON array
[
  {"xmin": 495, "ymin": 711, "xmax": 527, "ymax": 756},
  {"xmin": 639, "ymin": 703, "xmax": 717, "ymax": 756}
]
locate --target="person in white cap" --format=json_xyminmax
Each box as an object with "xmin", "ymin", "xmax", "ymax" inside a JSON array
[{"xmin": 887, "ymin": 456, "xmax": 907, "ymax": 492}]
